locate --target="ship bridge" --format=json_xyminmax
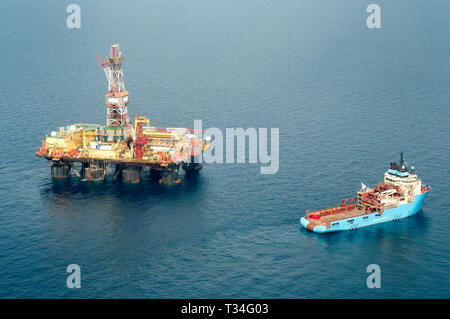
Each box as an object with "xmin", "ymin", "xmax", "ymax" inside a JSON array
[{"xmin": 384, "ymin": 152, "xmax": 421, "ymax": 198}]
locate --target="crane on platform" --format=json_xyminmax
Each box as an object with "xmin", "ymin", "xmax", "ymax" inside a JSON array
[{"xmin": 134, "ymin": 120, "xmax": 148, "ymax": 159}]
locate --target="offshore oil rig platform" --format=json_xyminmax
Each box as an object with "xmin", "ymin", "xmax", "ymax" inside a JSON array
[{"xmin": 36, "ymin": 44, "xmax": 209, "ymax": 185}]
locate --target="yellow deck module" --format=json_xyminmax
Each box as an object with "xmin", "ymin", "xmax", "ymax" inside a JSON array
[{"xmin": 45, "ymin": 136, "xmax": 67, "ymax": 148}]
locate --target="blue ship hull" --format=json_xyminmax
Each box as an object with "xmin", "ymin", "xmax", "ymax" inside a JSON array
[{"xmin": 300, "ymin": 191, "xmax": 430, "ymax": 233}]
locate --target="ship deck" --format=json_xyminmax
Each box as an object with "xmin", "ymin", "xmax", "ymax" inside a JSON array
[{"xmin": 305, "ymin": 209, "xmax": 366, "ymax": 229}]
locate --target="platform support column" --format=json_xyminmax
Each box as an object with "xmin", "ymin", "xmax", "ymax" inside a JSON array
[
  {"xmin": 51, "ymin": 162, "xmax": 71, "ymax": 179},
  {"xmin": 122, "ymin": 165, "xmax": 142, "ymax": 183},
  {"xmin": 182, "ymin": 155, "xmax": 202, "ymax": 172},
  {"xmin": 182, "ymin": 162, "xmax": 203, "ymax": 172},
  {"xmin": 159, "ymin": 165, "xmax": 181, "ymax": 186},
  {"xmin": 113, "ymin": 164, "xmax": 123, "ymax": 180},
  {"xmin": 81, "ymin": 162, "xmax": 89, "ymax": 178},
  {"xmin": 84, "ymin": 161, "xmax": 106, "ymax": 181}
]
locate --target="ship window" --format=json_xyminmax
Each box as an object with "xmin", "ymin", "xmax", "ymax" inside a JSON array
[
  {"xmin": 347, "ymin": 219, "xmax": 354, "ymax": 223},
  {"xmin": 332, "ymin": 222, "xmax": 339, "ymax": 226},
  {"xmin": 375, "ymin": 213, "xmax": 380, "ymax": 216},
  {"xmin": 363, "ymin": 216, "xmax": 368, "ymax": 219}
]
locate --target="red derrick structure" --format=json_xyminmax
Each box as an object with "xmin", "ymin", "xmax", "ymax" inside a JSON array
[{"xmin": 96, "ymin": 44, "xmax": 130, "ymax": 129}]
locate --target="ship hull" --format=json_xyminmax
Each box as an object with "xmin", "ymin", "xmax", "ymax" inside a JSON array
[{"xmin": 300, "ymin": 191, "xmax": 430, "ymax": 233}]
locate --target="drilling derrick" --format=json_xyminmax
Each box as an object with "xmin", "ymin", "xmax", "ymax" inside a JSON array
[{"xmin": 96, "ymin": 44, "xmax": 131, "ymax": 130}]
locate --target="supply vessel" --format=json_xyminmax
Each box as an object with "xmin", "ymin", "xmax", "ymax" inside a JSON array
[
  {"xmin": 300, "ymin": 153, "xmax": 430, "ymax": 233},
  {"xmin": 36, "ymin": 44, "xmax": 209, "ymax": 185}
]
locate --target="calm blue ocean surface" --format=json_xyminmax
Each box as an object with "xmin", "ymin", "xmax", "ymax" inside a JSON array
[{"xmin": 0, "ymin": 0, "xmax": 449, "ymax": 298}]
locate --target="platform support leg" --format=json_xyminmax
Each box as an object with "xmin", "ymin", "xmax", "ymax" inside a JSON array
[
  {"xmin": 182, "ymin": 155, "xmax": 202, "ymax": 172},
  {"xmin": 122, "ymin": 165, "xmax": 142, "ymax": 183},
  {"xmin": 81, "ymin": 162, "xmax": 89, "ymax": 179},
  {"xmin": 51, "ymin": 162, "xmax": 71, "ymax": 179},
  {"xmin": 113, "ymin": 164, "xmax": 123, "ymax": 180},
  {"xmin": 71, "ymin": 163, "xmax": 82, "ymax": 178},
  {"xmin": 182, "ymin": 162, "xmax": 203, "ymax": 172},
  {"xmin": 159, "ymin": 166, "xmax": 181, "ymax": 186},
  {"xmin": 84, "ymin": 161, "xmax": 106, "ymax": 181}
]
